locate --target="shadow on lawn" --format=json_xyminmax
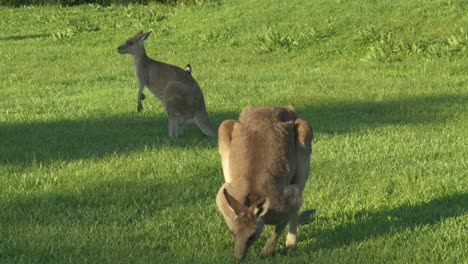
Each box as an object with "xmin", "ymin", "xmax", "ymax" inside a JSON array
[
  {"xmin": 0, "ymin": 175, "xmax": 217, "ymax": 229},
  {"xmin": 304, "ymin": 192, "xmax": 468, "ymax": 251},
  {"xmin": 0, "ymin": 112, "xmax": 237, "ymax": 164},
  {"xmin": 0, "ymin": 94, "xmax": 464, "ymax": 164},
  {"xmin": 297, "ymin": 93, "xmax": 466, "ymax": 134}
]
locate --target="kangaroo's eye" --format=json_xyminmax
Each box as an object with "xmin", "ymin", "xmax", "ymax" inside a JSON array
[{"xmin": 247, "ymin": 233, "xmax": 255, "ymax": 242}]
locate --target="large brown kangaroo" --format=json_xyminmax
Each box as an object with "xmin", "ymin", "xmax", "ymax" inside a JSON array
[
  {"xmin": 117, "ymin": 31, "xmax": 217, "ymax": 138},
  {"xmin": 216, "ymin": 105, "xmax": 313, "ymax": 259}
]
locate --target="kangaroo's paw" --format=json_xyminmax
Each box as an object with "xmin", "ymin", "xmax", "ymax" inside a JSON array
[{"xmin": 285, "ymin": 234, "xmax": 297, "ymax": 248}]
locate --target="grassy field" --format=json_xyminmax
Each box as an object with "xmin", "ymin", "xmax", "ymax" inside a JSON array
[{"xmin": 0, "ymin": 0, "xmax": 467, "ymax": 262}]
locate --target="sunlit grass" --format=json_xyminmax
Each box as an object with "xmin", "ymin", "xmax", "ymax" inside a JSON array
[{"xmin": 0, "ymin": 0, "xmax": 467, "ymax": 263}]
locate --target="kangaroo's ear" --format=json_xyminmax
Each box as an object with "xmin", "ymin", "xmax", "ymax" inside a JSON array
[
  {"xmin": 223, "ymin": 188, "xmax": 245, "ymax": 216},
  {"xmin": 142, "ymin": 31, "xmax": 152, "ymax": 41},
  {"xmin": 294, "ymin": 119, "xmax": 313, "ymax": 151},
  {"xmin": 135, "ymin": 30, "xmax": 144, "ymax": 38},
  {"xmin": 252, "ymin": 197, "xmax": 269, "ymax": 218}
]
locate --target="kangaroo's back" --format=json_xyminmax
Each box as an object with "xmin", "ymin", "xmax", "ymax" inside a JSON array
[
  {"xmin": 147, "ymin": 60, "xmax": 199, "ymax": 87},
  {"xmin": 229, "ymin": 106, "xmax": 299, "ymax": 192}
]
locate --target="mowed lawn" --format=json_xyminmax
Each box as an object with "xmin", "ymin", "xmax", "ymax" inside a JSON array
[{"xmin": 0, "ymin": 0, "xmax": 467, "ymax": 262}]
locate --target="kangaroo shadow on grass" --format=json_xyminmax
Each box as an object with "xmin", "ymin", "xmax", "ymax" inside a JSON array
[
  {"xmin": 301, "ymin": 192, "xmax": 468, "ymax": 251},
  {"xmin": 297, "ymin": 94, "xmax": 466, "ymax": 135},
  {"xmin": 0, "ymin": 112, "xmax": 237, "ymax": 164}
]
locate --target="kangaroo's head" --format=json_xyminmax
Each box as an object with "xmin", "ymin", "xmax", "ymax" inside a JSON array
[
  {"xmin": 117, "ymin": 31, "xmax": 151, "ymax": 55},
  {"xmin": 220, "ymin": 188, "xmax": 269, "ymax": 260}
]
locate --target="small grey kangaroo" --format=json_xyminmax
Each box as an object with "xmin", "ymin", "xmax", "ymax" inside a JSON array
[{"xmin": 117, "ymin": 31, "xmax": 217, "ymax": 138}]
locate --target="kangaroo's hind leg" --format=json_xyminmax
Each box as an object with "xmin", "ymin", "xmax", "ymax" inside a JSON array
[
  {"xmin": 286, "ymin": 118, "xmax": 313, "ymax": 248},
  {"xmin": 167, "ymin": 114, "xmax": 178, "ymax": 138},
  {"xmin": 218, "ymin": 120, "xmax": 238, "ymax": 183},
  {"xmin": 175, "ymin": 113, "xmax": 188, "ymax": 137},
  {"xmin": 163, "ymin": 82, "xmax": 189, "ymax": 138}
]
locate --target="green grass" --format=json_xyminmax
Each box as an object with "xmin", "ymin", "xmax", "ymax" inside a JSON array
[{"xmin": 0, "ymin": 0, "xmax": 467, "ymax": 263}]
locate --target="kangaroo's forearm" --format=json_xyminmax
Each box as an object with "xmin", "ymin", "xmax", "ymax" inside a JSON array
[{"xmin": 137, "ymin": 82, "xmax": 145, "ymax": 112}]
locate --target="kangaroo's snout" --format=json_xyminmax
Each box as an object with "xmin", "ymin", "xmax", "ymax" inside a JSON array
[
  {"xmin": 117, "ymin": 45, "xmax": 126, "ymax": 54},
  {"xmin": 234, "ymin": 250, "xmax": 246, "ymax": 261}
]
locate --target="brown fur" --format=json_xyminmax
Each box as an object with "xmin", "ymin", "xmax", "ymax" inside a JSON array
[
  {"xmin": 216, "ymin": 105, "xmax": 313, "ymax": 259},
  {"xmin": 117, "ymin": 31, "xmax": 217, "ymax": 138}
]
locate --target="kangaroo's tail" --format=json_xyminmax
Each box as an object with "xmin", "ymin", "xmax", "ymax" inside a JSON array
[{"xmin": 194, "ymin": 112, "xmax": 217, "ymax": 137}]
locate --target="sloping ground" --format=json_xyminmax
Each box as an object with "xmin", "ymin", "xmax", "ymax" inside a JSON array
[{"xmin": 0, "ymin": 0, "xmax": 466, "ymax": 262}]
